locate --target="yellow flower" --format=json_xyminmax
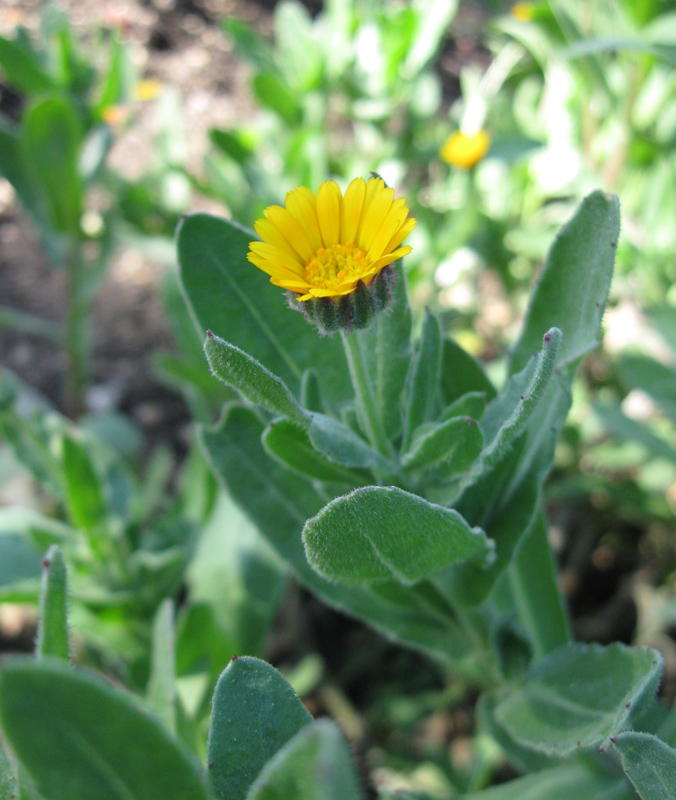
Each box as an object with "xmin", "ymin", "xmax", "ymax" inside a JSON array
[
  {"xmin": 440, "ymin": 130, "xmax": 491, "ymax": 170},
  {"xmin": 510, "ymin": 2, "xmax": 535, "ymax": 22},
  {"xmin": 247, "ymin": 177, "xmax": 416, "ymax": 302},
  {"xmin": 132, "ymin": 79, "xmax": 163, "ymax": 101}
]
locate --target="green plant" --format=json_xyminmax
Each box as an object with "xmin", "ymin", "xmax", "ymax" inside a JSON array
[{"xmin": 0, "ymin": 8, "xmax": 144, "ymax": 415}]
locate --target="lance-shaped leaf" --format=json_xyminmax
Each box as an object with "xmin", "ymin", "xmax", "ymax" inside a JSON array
[
  {"xmin": 0, "ymin": 657, "xmax": 210, "ymax": 800},
  {"xmin": 177, "ymin": 214, "xmax": 351, "ymax": 410},
  {"xmin": 207, "ymin": 656, "xmax": 312, "ymax": 800},
  {"xmin": 440, "ymin": 391, "xmax": 487, "ymax": 422},
  {"xmin": 402, "ymin": 416, "xmax": 483, "ymax": 479},
  {"xmin": 440, "ymin": 337, "xmax": 496, "ymax": 405},
  {"xmin": 146, "ymin": 599, "xmax": 176, "ymax": 733},
  {"xmin": 454, "ymin": 763, "xmax": 626, "ymax": 800},
  {"xmin": 21, "ymin": 94, "xmax": 83, "ymax": 239},
  {"xmin": 358, "ymin": 262, "xmax": 413, "ymax": 440},
  {"xmin": 303, "ymin": 486, "xmax": 493, "ymax": 586},
  {"xmin": 509, "ymin": 191, "xmax": 620, "ymax": 373},
  {"xmin": 36, "ymin": 545, "xmax": 70, "ymax": 661},
  {"xmin": 246, "ymin": 719, "xmax": 361, "ymax": 800},
  {"xmin": 263, "ymin": 418, "xmax": 367, "ymax": 484},
  {"xmin": 613, "ymin": 732, "xmax": 676, "ymax": 800},
  {"xmin": 204, "ymin": 332, "xmax": 308, "ymax": 429},
  {"xmin": 0, "ymin": 744, "xmax": 17, "ymax": 800},
  {"xmin": 474, "ymin": 328, "xmax": 561, "ymax": 477},
  {"xmin": 308, "ymin": 413, "xmax": 395, "ymax": 473},
  {"xmin": 493, "ymin": 643, "xmax": 663, "ymax": 756},
  {"xmin": 403, "ymin": 309, "xmax": 442, "ymax": 450}
]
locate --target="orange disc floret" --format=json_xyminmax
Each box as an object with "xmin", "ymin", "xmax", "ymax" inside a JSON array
[{"xmin": 247, "ymin": 177, "xmax": 416, "ymax": 302}]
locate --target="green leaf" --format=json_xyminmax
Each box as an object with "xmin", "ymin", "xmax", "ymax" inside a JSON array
[
  {"xmin": 246, "ymin": 719, "xmax": 361, "ymax": 800},
  {"xmin": 62, "ymin": 435, "xmax": 107, "ymax": 533},
  {"xmin": 493, "ymin": 643, "xmax": 663, "ymax": 756},
  {"xmin": 440, "ymin": 338, "xmax": 496, "ymax": 405},
  {"xmin": 455, "ymin": 763, "xmax": 625, "ymax": 800},
  {"xmin": 252, "ymin": 72, "xmax": 301, "ymax": 125},
  {"xmin": 308, "ymin": 413, "xmax": 395, "ymax": 473},
  {"xmin": 0, "ymin": 522, "xmax": 43, "ymax": 590},
  {"xmin": 36, "ymin": 545, "xmax": 70, "ymax": 661},
  {"xmin": 358, "ymin": 262, "xmax": 413, "ymax": 439},
  {"xmin": 475, "ymin": 329, "xmax": 561, "ymax": 477},
  {"xmin": 613, "ymin": 732, "xmax": 676, "ymax": 800},
  {"xmin": 187, "ymin": 490, "xmax": 286, "ymax": 657},
  {"xmin": 494, "ymin": 513, "xmax": 571, "ymax": 660},
  {"xmin": 618, "ymin": 354, "xmax": 676, "ymax": 423},
  {"xmin": 402, "ymin": 416, "xmax": 483, "ymax": 478},
  {"xmin": 404, "ymin": 0, "xmax": 458, "ymax": 77},
  {"xmin": 0, "ymin": 744, "xmax": 17, "ymax": 800},
  {"xmin": 20, "ymin": 94, "xmax": 83, "ymax": 237},
  {"xmin": 177, "ymin": 214, "xmax": 351, "ymax": 411},
  {"xmin": 440, "ymin": 391, "xmax": 487, "ymax": 422},
  {"xmin": 594, "ymin": 402, "xmax": 676, "ymax": 463},
  {"xmin": 263, "ymin": 418, "xmax": 366, "ymax": 484},
  {"xmin": 403, "ymin": 309, "xmax": 442, "ymax": 450},
  {"xmin": 303, "ymin": 486, "xmax": 493, "ymax": 586},
  {"xmin": 207, "ymin": 656, "xmax": 312, "ymax": 800},
  {"xmin": 147, "ymin": 599, "xmax": 176, "ymax": 733},
  {"xmin": 0, "ymin": 657, "xmax": 210, "ymax": 800},
  {"xmin": 200, "ymin": 406, "xmax": 475, "ymax": 665},
  {"xmin": 509, "ymin": 191, "xmax": 620, "ymax": 374},
  {"xmin": 0, "ymin": 35, "xmax": 54, "ymax": 94},
  {"xmin": 204, "ymin": 332, "xmax": 308, "ymax": 429}
]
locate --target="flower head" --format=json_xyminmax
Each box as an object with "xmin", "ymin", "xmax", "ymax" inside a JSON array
[
  {"xmin": 440, "ymin": 130, "xmax": 491, "ymax": 170},
  {"xmin": 510, "ymin": 2, "xmax": 535, "ymax": 22},
  {"xmin": 248, "ymin": 177, "xmax": 415, "ymax": 303}
]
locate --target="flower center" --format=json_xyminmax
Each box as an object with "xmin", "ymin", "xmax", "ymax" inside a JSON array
[{"xmin": 303, "ymin": 242, "xmax": 370, "ymax": 290}]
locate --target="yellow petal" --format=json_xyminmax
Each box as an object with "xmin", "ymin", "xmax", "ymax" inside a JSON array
[
  {"xmin": 264, "ymin": 205, "xmax": 315, "ymax": 263},
  {"xmin": 254, "ymin": 219, "xmax": 304, "ymax": 265},
  {"xmin": 285, "ymin": 187, "xmax": 323, "ymax": 253},
  {"xmin": 340, "ymin": 177, "xmax": 366, "ymax": 243},
  {"xmin": 248, "ymin": 242, "xmax": 306, "ymax": 279},
  {"xmin": 356, "ymin": 183, "xmax": 394, "ymax": 250},
  {"xmin": 316, "ymin": 181, "xmax": 341, "ymax": 247},
  {"xmin": 366, "ymin": 199, "xmax": 408, "ymax": 261},
  {"xmin": 384, "ymin": 216, "xmax": 416, "ymax": 253},
  {"xmin": 369, "ymin": 245, "xmax": 412, "ymax": 272}
]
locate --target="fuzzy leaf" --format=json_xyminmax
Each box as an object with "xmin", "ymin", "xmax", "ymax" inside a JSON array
[
  {"xmin": 0, "ymin": 657, "xmax": 210, "ymax": 800},
  {"xmin": 246, "ymin": 719, "xmax": 361, "ymax": 800},
  {"xmin": 263, "ymin": 418, "xmax": 365, "ymax": 484},
  {"xmin": 36, "ymin": 545, "xmax": 70, "ymax": 661},
  {"xmin": 204, "ymin": 332, "xmax": 307, "ymax": 428},
  {"xmin": 402, "ymin": 416, "xmax": 483, "ymax": 478},
  {"xmin": 494, "ymin": 643, "xmax": 663, "ymax": 756},
  {"xmin": 403, "ymin": 309, "xmax": 442, "ymax": 450},
  {"xmin": 207, "ymin": 656, "xmax": 312, "ymax": 800},
  {"xmin": 613, "ymin": 732, "xmax": 676, "ymax": 800},
  {"xmin": 509, "ymin": 191, "xmax": 620, "ymax": 373},
  {"xmin": 303, "ymin": 486, "xmax": 493, "ymax": 585}
]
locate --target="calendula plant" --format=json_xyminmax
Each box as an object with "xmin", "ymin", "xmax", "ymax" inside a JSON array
[
  {"xmin": 2, "ymin": 179, "xmax": 676, "ymax": 799},
  {"xmin": 0, "ymin": 8, "xmax": 153, "ymax": 415}
]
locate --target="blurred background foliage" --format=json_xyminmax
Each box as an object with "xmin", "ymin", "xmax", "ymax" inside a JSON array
[{"xmin": 1, "ymin": 0, "xmax": 676, "ymax": 795}]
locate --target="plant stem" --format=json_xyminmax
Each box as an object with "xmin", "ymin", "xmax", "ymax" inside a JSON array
[
  {"xmin": 64, "ymin": 242, "xmax": 88, "ymax": 417},
  {"xmin": 341, "ymin": 329, "xmax": 394, "ymax": 459}
]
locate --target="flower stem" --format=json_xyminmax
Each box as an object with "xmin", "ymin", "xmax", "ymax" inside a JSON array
[
  {"xmin": 64, "ymin": 242, "xmax": 88, "ymax": 418},
  {"xmin": 341, "ymin": 330, "xmax": 394, "ymax": 459}
]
